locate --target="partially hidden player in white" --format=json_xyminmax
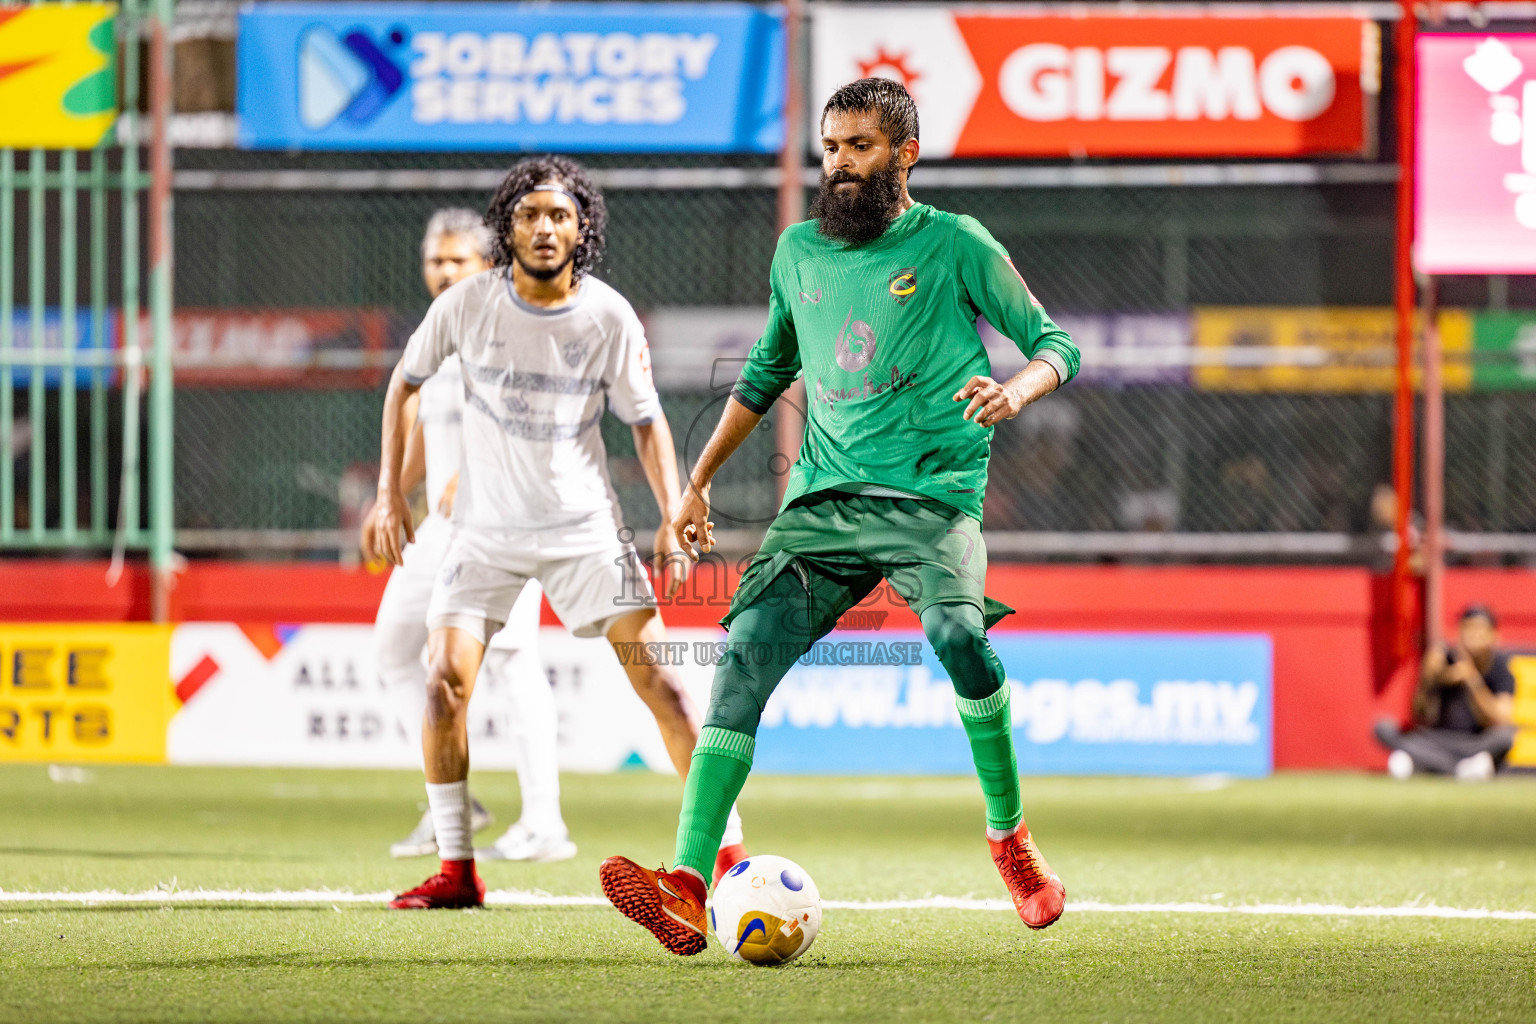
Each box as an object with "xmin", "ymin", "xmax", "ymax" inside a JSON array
[
  {"xmin": 372, "ymin": 157, "xmax": 746, "ymax": 909},
  {"xmin": 362, "ymin": 209, "xmax": 575, "ymax": 865}
]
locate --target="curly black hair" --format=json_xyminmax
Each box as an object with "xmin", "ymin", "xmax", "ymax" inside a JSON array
[{"xmin": 484, "ymin": 155, "xmax": 608, "ymax": 282}]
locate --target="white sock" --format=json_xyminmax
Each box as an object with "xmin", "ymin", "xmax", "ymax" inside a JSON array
[
  {"xmin": 485, "ymin": 647, "xmax": 566, "ymax": 836},
  {"xmin": 426, "ymin": 781, "xmax": 473, "ymax": 861},
  {"xmin": 720, "ymin": 803, "xmax": 744, "ymax": 848},
  {"xmin": 986, "ymin": 823, "xmax": 1020, "ymax": 841}
]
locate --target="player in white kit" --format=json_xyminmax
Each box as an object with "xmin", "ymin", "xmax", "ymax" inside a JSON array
[
  {"xmin": 363, "ymin": 209, "xmax": 573, "ymax": 864},
  {"xmin": 372, "ymin": 158, "xmax": 745, "ymax": 909}
]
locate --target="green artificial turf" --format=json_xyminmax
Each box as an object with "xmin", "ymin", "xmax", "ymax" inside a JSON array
[{"xmin": 2, "ymin": 766, "xmax": 1534, "ymax": 1023}]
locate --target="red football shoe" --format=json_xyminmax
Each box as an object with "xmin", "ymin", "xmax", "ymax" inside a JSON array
[
  {"xmin": 988, "ymin": 825, "xmax": 1065, "ymax": 930},
  {"xmin": 598, "ymin": 856, "xmax": 708, "ymax": 956},
  {"xmin": 389, "ymin": 859, "xmax": 485, "ymax": 909},
  {"xmin": 713, "ymin": 843, "xmax": 748, "ymax": 888}
]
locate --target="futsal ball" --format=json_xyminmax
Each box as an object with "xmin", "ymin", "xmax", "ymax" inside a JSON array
[{"xmin": 709, "ymin": 855, "xmax": 821, "ymax": 965}]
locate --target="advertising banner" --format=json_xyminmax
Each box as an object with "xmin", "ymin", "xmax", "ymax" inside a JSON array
[
  {"xmin": 0, "ymin": 624, "xmax": 174, "ymax": 764},
  {"xmin": 982, "ymin": 313, "xmax": 1191, "ymax": 387},
  {"xmin": 1416, "ymin": 35, "xmax": 1536, "ymax": 274},
  {"xmin": 1192, "ymin": 307, "xmax": 1472, "ymax": 393},
  {"xmin": 812, "ymin": 5, "xmax": 1373, "ymax": 158},
  {"xmin": 1471, "ymin": 312, "xmax": 1536, "ymax": 392},
  {"xmin": 1509, "ymin": 654, "xmax": 1536, "ymax": 768},
  {"xmin": 236, "ymin": 2, "xmax": 784, "ymax": 152},
  {"xmin": 755, "ymin": 632, "xmax": 1272, "ymax": 776},
  {"xmin": 5, "ymin": 309, "xmax": 118, "ymax": 387},
  {"xmin": 169, "ymin": 309, "xmax": 395, "ymax": 387},
  {"xmin": 643, "ymin": 308, "xmax": 1191, "ymax": 389},
  {"xmin": 167, "ymin": 623, "xmax": 717, "ymax": 771},
  {"xmin": 168, "ymin": 623, "xmax": 1270, "ymax": 777},
  {"xmin": 0, "ymin": 4, "xmax": 117, "ymax": 149}
]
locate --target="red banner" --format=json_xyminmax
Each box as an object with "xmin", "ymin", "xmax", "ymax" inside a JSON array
[
  {"xmin": 812, "ymin": 6, "xmax": 1375, "ymax": 158},
  {"xmin": 167, "ymin": 309, "xmax": 395, "ymax": 388}
]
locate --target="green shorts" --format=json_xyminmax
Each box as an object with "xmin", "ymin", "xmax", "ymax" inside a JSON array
[{"xmin": 721, "ymin": 490, "xmax": 1014, "ymax": 635}]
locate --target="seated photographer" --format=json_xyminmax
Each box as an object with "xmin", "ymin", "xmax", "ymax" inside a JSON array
[{"xmin": 1374, "ymin": 605, "xmax": 1516, "ymax": 782}]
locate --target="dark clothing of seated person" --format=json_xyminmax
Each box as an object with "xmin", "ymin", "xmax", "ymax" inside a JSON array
[{"xmin": 1375, "ymin": 605, "xmax": 1517, "ymax": 781}]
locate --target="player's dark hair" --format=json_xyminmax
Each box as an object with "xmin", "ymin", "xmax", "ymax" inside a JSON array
[
  {"xmin": 1460, "ymin": 603, "xmax": 1498, "ymax": 627},
  {"xmin": 821, "ymin": 77, "xmax": 921, "ymax": 148},
  {"xmin": 485, "ymin": 155, "xmax": 608, "ymax": 282}
]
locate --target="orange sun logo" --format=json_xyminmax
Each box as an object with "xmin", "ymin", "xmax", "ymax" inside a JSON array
[{"xmin": 856, "ymin": 48, "xmax": 921, "ymax": 91}]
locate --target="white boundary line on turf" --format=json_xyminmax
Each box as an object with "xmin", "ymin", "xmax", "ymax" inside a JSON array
[{"xmin": 1, "ymin": 890, "xmax": 1534, "ymax": 922}]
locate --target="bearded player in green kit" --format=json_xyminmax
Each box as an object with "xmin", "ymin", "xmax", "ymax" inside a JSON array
[{"xmin": 600, "ymin": 78, "xmax": 1081, "ymax": 954}]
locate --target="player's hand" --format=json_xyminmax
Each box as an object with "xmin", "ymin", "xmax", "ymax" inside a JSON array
[
  {"xmin": 954, "ymin": 375, "xmax": 1025, "ymax": 428},
  {"xmin": 372, "ymin": 486, "xmax": 416, "ymax": 567},
  {"xmin": 359, "ymin": 502, "xmax": 381, "ymax": 565},
  {"xmin": 437, "ymin": 473, "xmax": 459, "ymax": 518},
  {"xmin": 672, "ymin": 484, "xmax": 715, "ymax": 563},
  {"xmin": 654, "ymin": 523, "xmax": 690, "ymax": 599}
]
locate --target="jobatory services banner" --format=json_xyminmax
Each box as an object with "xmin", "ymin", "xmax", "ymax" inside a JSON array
[
  {"xmin": 812, "ymin": 5, "xmax": 1374, "ymax": 158},
  {"xmin": 1416, "ymin": 35, "xmax": 1536, "ymax": 274},
  {"xmin": 0, "ymin": 3, "xmax": 117, "ymax": 149},
  {"xmin": 0, "ymin": 625, "xmax": 174, "ymax": 764},
  {"xmin": 236, "ymin": 2, "xmax": 785, "ymax": 152}
]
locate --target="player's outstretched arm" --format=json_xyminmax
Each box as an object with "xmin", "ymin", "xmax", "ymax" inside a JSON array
[
  {"xmin": 631, "ymin": 413, "xmax": 689, "ymax": 598},
  {"xmin": 673, "ymin": 396, "xmax": 763, "ymax": 561},
  {"xmin": 373, "ymin": 361, "xmax": 424, "ymax": 566}
]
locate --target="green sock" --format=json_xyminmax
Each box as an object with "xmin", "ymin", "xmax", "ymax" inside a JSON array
[
  {"xmin": 956, "ymin": 686, "xmax": 1023, "ymax": 831},
  {"xmin": 674, "ymin": 726, "xmax": 754, "ymax": 880}
]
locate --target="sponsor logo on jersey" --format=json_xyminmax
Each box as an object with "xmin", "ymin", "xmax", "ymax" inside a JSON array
[
  {"xmin": 798, "ymin": 288, "xmax": 821, "ymax": 304},
  {"xmin": 834, "ymin": 307, "xmax": 877, "ymax": 371},
  {"xmin": 888, "ymin": 267, "xmax": 917, "ymax": 305},
  {"xmin": 560, "ymin": 339, "xmax": 588, "ymax": 367},
  {"xmin": 814, "ymin": 363, "xmax": 919, "ymax": 409}
]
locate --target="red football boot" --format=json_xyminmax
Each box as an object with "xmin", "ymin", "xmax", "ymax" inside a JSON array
[
  {"xmin": 389, "ymin": 859, "xmax": 485, "ymax": 909},
  {"xmin": 713, "ymin": 843, "xmax": 749, "ymax": 888},
  {"xmin": 598, "ymin": 856, "xmax": 708, "ymax": 956},
  {"xmin": 988, "ymin": 825, "xmax": 1066, "ymax": 930}
]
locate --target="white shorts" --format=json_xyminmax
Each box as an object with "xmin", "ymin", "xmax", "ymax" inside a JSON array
[
  {"xmin": 427, "ymin": 517, "xmax": 655, "ymax": 642},
  {"xmin": 377, "ymin": 514, "xmax": 540, "ymax": 650}
]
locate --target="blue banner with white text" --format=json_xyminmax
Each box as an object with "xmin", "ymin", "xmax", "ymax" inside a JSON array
[
  {"xmin": 237, "ymin": 2, "xmax": 785, "ymax": 152},
  {"xmin": 752, "ymin": 633, "xmax": 1273, "ymax": 777},
  {"xmin": 4, "ymin": 309, "xmax": 119, "ymax": 388}
]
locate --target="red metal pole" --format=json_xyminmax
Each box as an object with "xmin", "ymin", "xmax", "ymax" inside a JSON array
[
  {"xmin": 1422, "ymin": 278, "xmax": 1445, "ymax": 654},
  {"xmin": 775, "ymin": 0, "xmax": 806, "ymax": 499},
  {"xmin": 1390, "ymin": 0, "xmax": 1419, "ymax": 663}
]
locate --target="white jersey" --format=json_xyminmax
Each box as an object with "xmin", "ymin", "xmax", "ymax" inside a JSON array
[
  {"xmin": 400, "ymin": 269, "xmax": 661, "ymax": 534},
  {"xmin": 416, "ymin": 353, "xmax": 463, "ymax": 513}
]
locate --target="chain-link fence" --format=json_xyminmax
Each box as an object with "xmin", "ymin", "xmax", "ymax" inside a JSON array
[{"xmin": 167, "ymin": 148, "xmax": 1536, "ymax": 563}]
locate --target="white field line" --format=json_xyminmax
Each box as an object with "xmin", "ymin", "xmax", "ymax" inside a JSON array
[{"xmin": 0, "ymin": 889, "xmax": 1534, "ymax": 921}]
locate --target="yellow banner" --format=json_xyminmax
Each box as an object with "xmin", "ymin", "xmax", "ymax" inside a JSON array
[
  {"xmin": 0, "ymin": 624, "xmax": 173, "ymax": 763},
  {"xmin": 1193, "ymin": 307, "xmax": 1472, "ymax": 393},
  {"xmin": 1509, "ymin": 655, "xmax": 1536, "ymax": 769},
  {"xmin": 0, "ymin": 4, "xmax": 117, "ymax": 149}
]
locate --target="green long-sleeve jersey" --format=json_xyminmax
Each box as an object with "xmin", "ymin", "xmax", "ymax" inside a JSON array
[{"xmin": 732, "ymin": 202, "xmax": 1080, "ymax": 525}]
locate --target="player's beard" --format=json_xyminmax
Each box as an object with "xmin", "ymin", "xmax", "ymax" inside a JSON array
[
  {"xmin": 809, "ymin": 155, "xmax": 905, "ymax": 245},
  {"xmin": 513, "ymin": 245, "xmax": 576, "ymax": 281}
]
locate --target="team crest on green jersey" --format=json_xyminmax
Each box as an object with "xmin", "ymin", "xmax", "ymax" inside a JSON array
[{"xmin": 888, "ymin": 267, "xmax": 918, "ymax": 305}]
